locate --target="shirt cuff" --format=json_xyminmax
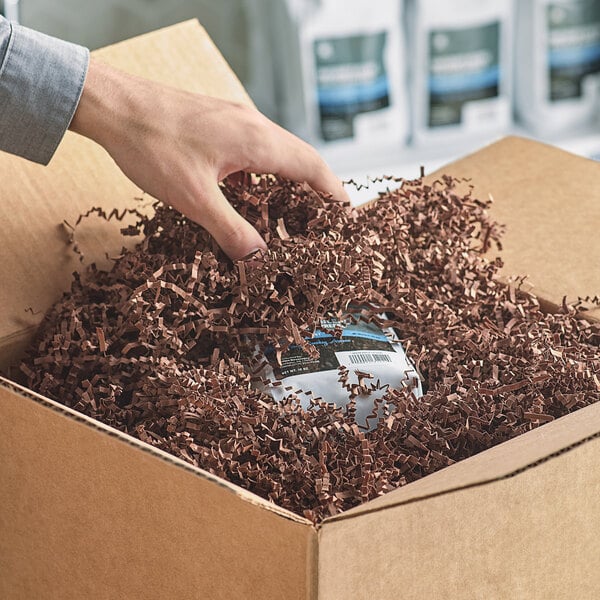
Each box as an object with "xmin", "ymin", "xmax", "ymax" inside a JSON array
[
  {"xmin": 0, "ymin": 21, "xmax": 89, "ymax": 165},
  {"xmin": 0, "ymin": 18, "xmax": 11, "ymax": 66}
]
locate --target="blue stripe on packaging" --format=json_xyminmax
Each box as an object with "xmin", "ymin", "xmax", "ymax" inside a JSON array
[
  {"xmin": 428, "ymin": 65, "xmax": 500, "ymax": 94},
  {"xmin": 317, "ymin": 74, "xmax": 389, "ymax": 106}
]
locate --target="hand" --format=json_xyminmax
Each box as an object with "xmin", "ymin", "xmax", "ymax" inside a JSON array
[{"xmin": 69, "ymin": 59, "xmax": 350, "ymax": 260}]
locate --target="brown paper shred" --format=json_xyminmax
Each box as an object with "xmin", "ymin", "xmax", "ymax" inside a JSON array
[
  {"xmin": 276, "ymin": 218, "xmax": 290, "ymax": 240},
  {"xmin": 96, "ymin": 327, "xmax": 107, "ymax": 353},
  {"xmin": 19, "ymin": 173, "xmax": 599, "ymax": 524}
]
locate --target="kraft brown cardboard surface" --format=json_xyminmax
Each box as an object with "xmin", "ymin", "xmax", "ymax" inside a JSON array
[
  {"xmin": 319, "ymin": 434, "xmax": 600, "ymax": 599},
  {"xmin": 429, "ymin": 136, "xmax": 600, "ymax": 323},
  {"xmin": 0, "ymin": 381, "xmax": 315, "ymax": 600},
  {"xmin": 0, "ymin": 20, "xmax": 252, "ymax": 364}
]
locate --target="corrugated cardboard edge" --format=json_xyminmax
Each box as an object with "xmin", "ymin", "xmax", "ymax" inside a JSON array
[
  {"xmin": 308, "ymin": 522, "xmax": 320, "ymax": 600},
  {"xmin": 0, "ymin": 375, "xmax": 310, "ymax": 527}
]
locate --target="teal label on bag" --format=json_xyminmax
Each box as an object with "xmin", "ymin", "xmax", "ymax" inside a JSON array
[
  {"xmin": 428, "ymin": 22, "xmax": 500, "ymax": 127},
  {"xmin": 313, "ymin": 32, "xmax": 390, "ymax": 141}
]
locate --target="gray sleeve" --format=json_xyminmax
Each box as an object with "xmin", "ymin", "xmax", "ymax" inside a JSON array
[{"xmin": 0, "ymin": 16, "xmax": 89, "ymax": 165}]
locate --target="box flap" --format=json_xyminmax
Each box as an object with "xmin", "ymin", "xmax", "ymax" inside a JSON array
[
  {"xmin": 0, "ymin": 20, "xmax": 252, "ymax": 362},
  {"xmin": 427, "ymin": 136, "xmax": 600, "ymax": 322},
  {"xmin": 321, "ymin": 399, "xmax": 600, "ymax": 522},
  {"xmin": 318, "ymin": 425, "xmax": 600, "ymax": 599},
  {"xmin": 0, "ymin": 377, "xmax": 317, "ymax": 599}
]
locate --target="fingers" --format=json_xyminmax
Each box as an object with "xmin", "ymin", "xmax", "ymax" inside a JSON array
[
  {"xmin": 245, "ymin": 117, "xmax": 351, "ymax": 204},
  {"xmin": 274, "ymin": 132, "xmax": 352, "ymax": 204},
  {"xmin": 302, "ymin": 155, "xmax": 352, "ymax": 205},
  {"xmin": 184, "ymin": 178, "xmax": 267, "ymax": 261}
]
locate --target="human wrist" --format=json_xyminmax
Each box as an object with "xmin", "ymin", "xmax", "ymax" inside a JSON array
[{"xmin": 69, "ymin": 59, "xmax": 132, "ymax": 149}]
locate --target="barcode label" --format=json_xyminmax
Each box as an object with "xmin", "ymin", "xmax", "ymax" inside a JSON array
[{"xmin": 347, "ymin": 352, "xmax": 392, "ymax": 365}]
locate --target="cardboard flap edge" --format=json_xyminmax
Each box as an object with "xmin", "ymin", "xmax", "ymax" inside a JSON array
[
  {"xmin": 320, "ymin": 399, "xmax": 600, "ymax": 526},
  {"xmin": 0, "ymin": 375, "xmax": 312, "ymax": 527}
]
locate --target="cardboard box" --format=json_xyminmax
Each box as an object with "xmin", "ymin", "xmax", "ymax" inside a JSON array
[{"xmin": 1, "ymin": 20, "xmax": 599, "ymax": 600}]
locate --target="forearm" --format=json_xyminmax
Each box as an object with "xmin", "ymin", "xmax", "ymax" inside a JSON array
[
  {"xmin": 0, "ymin": 16, "xmax": 88, "ymax": 164},
  {"xmin": 69, "ymin": 59, "xmax": 166, "ymax": 155}
]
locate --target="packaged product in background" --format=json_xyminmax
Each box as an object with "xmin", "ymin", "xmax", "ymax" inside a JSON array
[
  {"xmin": 265, "ymin": 0, "xmax": 409, "ymax": 165},
  {"xmin": 251, "ymin": 313, "xmax": 423, "ymax": 430},
  {"xmin": 406, "ymin": 0, "xmax": 513, "ymax": 148},
  {"xmin": 515, "ymin": 0, "xmax": 600, "ymax": 136}
]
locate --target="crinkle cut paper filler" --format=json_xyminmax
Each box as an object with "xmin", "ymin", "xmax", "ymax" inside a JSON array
[{"xmin": 21, "ymin": 172, "xmax": 600, "ymax": 523}]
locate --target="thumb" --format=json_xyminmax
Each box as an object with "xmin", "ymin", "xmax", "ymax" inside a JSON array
[{"xmin": 186, "ymin": 181, "xmax": 267, "ymax": 261}]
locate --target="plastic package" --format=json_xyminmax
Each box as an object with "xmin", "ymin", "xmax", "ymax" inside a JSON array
[
  {"xmin": 515, "ymin": 0, "xmax": 600, "ymax": 135},
  {"xmin": 265, "ymin": 0, "xmax": 409, "ymax": 160},
  {"xmin": 253, "ymin": 313, "xmax": 423, "ymax": 430},
  {"xmin": 406, "ymin": 0, "xmax": 513, "ymax": 147}
]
